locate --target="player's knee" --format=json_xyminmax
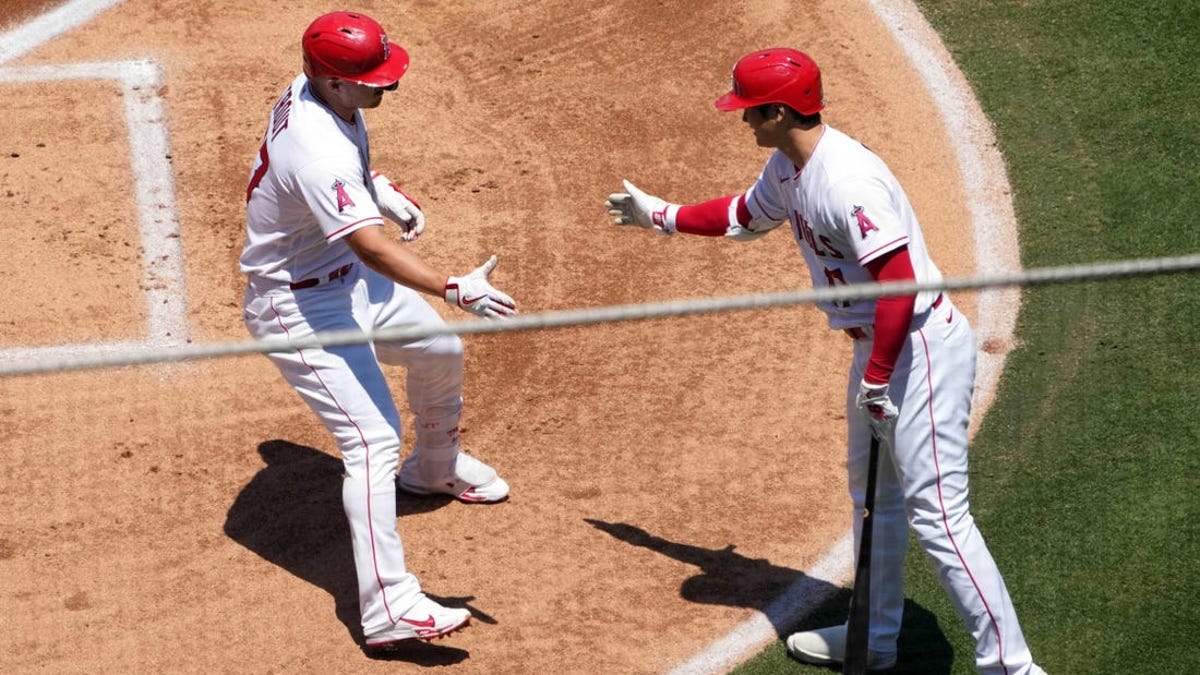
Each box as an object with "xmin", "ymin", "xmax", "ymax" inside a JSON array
[
  {"xmin": 425, "ymin": 333, "xmax": 464, "ymax": 362},
  {"xmin": 407, "ymin": 334, "xmax": 464, "ymax": 401},
  {"xmin": 908, "ymin": 500, "xmax": 975, "ymax": 543}
]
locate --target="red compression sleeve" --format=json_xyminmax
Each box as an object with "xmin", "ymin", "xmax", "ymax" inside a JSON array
[
  {"xmin": 675, "ymin": 195, "xmax": 744, "ymax": 236},
  {"xmin": 863, "ymin": 247, "xmax": 917, "ymax": 385}
]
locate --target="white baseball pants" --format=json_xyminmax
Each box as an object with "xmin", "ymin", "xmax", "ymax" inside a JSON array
[
  {"xmin": 844, "ymin": 296, "xmax": 1038, "ymax": 674},
  {"xmin": 243, "ymin": 264, "xmax": 464, "ymax": 635}
]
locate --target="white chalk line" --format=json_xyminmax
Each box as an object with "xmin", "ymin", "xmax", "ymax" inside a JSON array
[
  {"xmin": 0, "ymin": 2, "xmax": 191, "ymax": 365},
  {"xmin": 667, "ymin": 0, "xmax": 1023, "ymax": 672},
  {"xmin": 669, "ymin": 533, "xmax": 857, "ymax": 675},
  {"xmin": 0, "ymin": 0, "xmax": 127, "ymax": 66}
]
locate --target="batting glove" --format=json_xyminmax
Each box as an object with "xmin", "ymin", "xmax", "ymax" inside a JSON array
[
  {"xmin": 371, "ymin": 171, "xmax": 425, "ymax": 242},
  {"xmin": 605, "ymin": 179, "xmax": 677, "ymax": 235},
  {"xmin": 856, "ymin": 379, "xmax": 899, "ymax": 439},
  {"xmin": 444, "ymin": 255, "xmax": 517, "ymax": 319}
]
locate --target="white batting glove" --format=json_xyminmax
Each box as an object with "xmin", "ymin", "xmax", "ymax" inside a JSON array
[
  {"xmin": 444, "ymin": 255, "xmax": 517, "ymax": 319},
  {"xmin": 371, "ymin": 172, "xmax": 425, "ymax": 242},
  {"xmin": 605, "ymin": 179, "xmax": 678, "ymax": 235},
  {"xmin": 856, "ymin": 379, "xmax": 899, "ymax": 439}
]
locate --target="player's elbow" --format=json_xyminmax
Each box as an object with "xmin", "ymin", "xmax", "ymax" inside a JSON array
[{"xmin": 343, "ymin": 225, "xmax": 391, "ymax": 265}]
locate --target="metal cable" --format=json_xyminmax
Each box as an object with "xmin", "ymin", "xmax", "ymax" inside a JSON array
[{"xmin": 1, "ymin": 253, "xmax": 1196, "ymax": 378}]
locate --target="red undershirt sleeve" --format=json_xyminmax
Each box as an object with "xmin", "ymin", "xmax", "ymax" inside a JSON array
[
  {"xmin": 675, "ymin": 195, "xmax": 747, "ymax": 236},
  {"xmin": 863, "ymin": 246, "xmax": 917, "ymax": 385}
]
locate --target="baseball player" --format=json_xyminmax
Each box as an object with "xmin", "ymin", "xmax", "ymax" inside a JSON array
[
  {"xmin": 606, "ymin": 48, "xmax": 1046, "ymax": 674},
  {"xmin": 240, "ymin": 11, "xmax": 516, "ymax": 649}
]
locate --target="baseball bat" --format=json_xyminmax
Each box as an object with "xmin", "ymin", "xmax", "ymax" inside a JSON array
[{"xmin": 843, "ymin": 434, "xmax": 881, "ymax": 675}]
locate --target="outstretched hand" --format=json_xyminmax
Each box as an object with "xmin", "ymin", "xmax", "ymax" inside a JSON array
[
  {"xmin": 605, "ymin": 179, "xmax": 676, "ymax": 234},
  {"xmin": 444, "ymin": 255, "xmax": 517, "ymax": 319}
]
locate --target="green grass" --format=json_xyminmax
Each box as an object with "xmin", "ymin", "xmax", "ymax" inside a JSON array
[{"xmin": 733, "ymin": 1, "xmax": 1200, "ymax": 673}]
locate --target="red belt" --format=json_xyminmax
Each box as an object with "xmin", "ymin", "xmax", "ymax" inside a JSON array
[
  {"xmin": 290, "ymin": 263, "xmax": 354, "ymax": 290},
  {"xmin": 843, "ymin": 293, "xmax": 943, "ymax": 340}
]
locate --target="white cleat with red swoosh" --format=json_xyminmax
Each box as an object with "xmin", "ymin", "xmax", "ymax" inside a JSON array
[
  {"xmin": 365, "ymin": 596, "xmax": 471, "ymax": 648},
  {"xmin": 399, "ymin": 451, "xmax": 510, "ymax": 503}
]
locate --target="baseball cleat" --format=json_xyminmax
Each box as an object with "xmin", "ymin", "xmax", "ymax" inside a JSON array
[
  {"xmin": 364, "ymin": 596, "xmax": 471, "ymax": 649},
  {"xmin": 398, "ymin": 451, "xmax": 510, "ymax": 503},
  {"xmin": 785, "ymin": 624, "xmax": 897, "ymax": 671}
]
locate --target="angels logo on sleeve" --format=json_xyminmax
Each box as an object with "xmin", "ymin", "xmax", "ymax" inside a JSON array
[
  {"xmin": 333, "ymin": 180, "xmax": 356, "ymax": 212},
  {"xmin": 852, "ymin": 205, "xmax": 879, "ymax": 239}
]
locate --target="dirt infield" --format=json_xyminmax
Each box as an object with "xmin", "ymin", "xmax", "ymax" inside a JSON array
[{"xmin": 0, "ymin": 1, "xmax": 979, "ymax": 672}]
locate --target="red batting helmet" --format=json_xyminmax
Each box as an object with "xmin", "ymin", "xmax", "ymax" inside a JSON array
[
  {"xmin": 302, "ymin": 11, "xmax": 410, "ymax": 87},
  {"xmin": 714, "ymin": 48, "xmax": 824, "ymax": 115}
]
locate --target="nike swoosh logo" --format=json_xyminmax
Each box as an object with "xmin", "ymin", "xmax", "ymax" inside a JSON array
[
  {"xmin": 400, "ymin": 615, "xmax": 436, "ymax": 628},
  {"xmin": 462, "ymin": 294, "xmax": 486, "ymax": 305}
]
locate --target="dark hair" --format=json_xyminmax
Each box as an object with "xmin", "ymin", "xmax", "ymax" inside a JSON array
[
  {"xmin": 753, "ymin": 103, "xmax": 777, "ymax": 117},
  {"xmin": 793, "ymin": 110, "xmax": 822, "ymax": 126},
  {"xmin": 756, "ymin": 103, "xmax": 821, "ymax": 126}
]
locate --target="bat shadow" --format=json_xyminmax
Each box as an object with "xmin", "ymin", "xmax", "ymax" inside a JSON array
[
  {"xmin": 583, "ymin": 519, "xmax": 953, "ymax": 672},
  {"xmin": 223, "ymin": 439, "xmax": 471, "ymax": 664}
]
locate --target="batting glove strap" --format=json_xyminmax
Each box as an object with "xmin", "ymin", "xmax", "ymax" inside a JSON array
[{"xmin": 654, "ymin": 203, "xmax": 679, "ymax": 234}]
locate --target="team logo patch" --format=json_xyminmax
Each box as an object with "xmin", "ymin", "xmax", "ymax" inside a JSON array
[
  {"xmin": 332, "ymin": 180, "xmax": 355, "ymax": 212},
  {"xmin": 852, "ymin": 205, "xmax": 878, "ymax": 238}
]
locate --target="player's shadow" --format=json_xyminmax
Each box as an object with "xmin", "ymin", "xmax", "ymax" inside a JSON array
[
  {"xmin": 583, "ymin": 519, "xmax": 953, "ymax": 672},
  {"xmin": 583, "ymin": 518, "xmax": 832, "ymax": 636},
  {"xmin": 223, "ymin": 439, "xmax": 474, "ymax": 663}
]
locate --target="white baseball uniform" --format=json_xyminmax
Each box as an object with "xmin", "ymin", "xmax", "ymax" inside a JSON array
[
  {"xmin": 240, "ymin": 74, "xmax": 467, "ymax": 636},
  {"xmin": 744, "ymin": 125, "xmax": 1037, "ymax": 674}
]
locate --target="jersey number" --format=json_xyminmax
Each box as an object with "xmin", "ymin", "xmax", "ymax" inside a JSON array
[
  {"xmin": 823, "ymin": 267, "xmax": 852, "ymax": 308},
  {"xmin": 246, "ymin": 141, "xmax": 270, "ymax": 203}
]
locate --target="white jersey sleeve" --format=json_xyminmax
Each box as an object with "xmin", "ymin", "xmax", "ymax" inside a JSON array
[
  {"xmin": 294, "ymin": 157, "xmax": 384, "ymax": 243},
  {"xmin": 742, "ymin": 156, "xmax": 791, "ymax": 226},
  {"xmin": 818, "ymin": 177, "xmax": 909, "ymax": 266},
  {"xmin": 729, "ymin": 154, "xmax": 790, "ymax": 241}
]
